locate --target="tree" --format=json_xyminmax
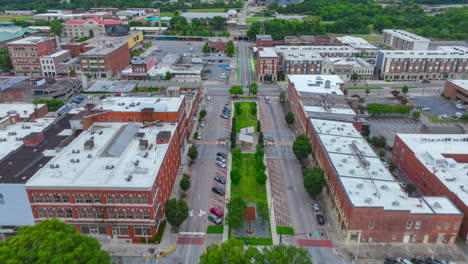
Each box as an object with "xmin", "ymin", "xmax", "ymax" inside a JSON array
[
  {"xmin": 279, "ymin": 91, "xmax": 286, "ymax": 103},
  {"xmin": 461, "ymin": 114, "xmax": 468, "ymax": 120},
  {"xmin": 365, "ymin": 88, "xmax": 370, "ymax": 96},
  {"xmin": 412, "ymin": 111, "xmax": 421, "ymax": 120},
  {"xmin": 49, "ymin": 20, "xmax": 62, "ymax": 36},
  {"xmin": 165, "ymin": 71, "xmax": 173, "ymax": 80},
  {"xmin": 234, "ymin": 102, "xmax": 242, "ymax": 115},
  {"xmin": 32, "ymin": 99, "xmax": 64, "ymax": 112},
  {"xmin": 226, "ymin": 40, "xmax": 235, "ymax": 57},
  {"xmin": 0, "ymin": 219, "xmax": 111, "ymax": 264},
  {"xmin": 200, "ymin": 238, "xmax": 312, "ymax": 264},
  {"xmin": 229, "ymin": 85, "xmax": 243, "ymax": 97},
  {"xmin": 406, "ymin": 183, "xmax": 417, "ymax": 195},
  {"xmin": 248, "ymin": 82, "xmax": 258, "ymax": 96},
  {"xmin": 257, "ymin": 201, "xmax": 269, "ymax": 225},
  {"xmin": 226, "ymin": 197, "xmax": 246, "ymax": 231},
  {"xmin": 303, "ymin": 167, "xmax": 325, "ymax": 198},
  {"xmin": 230, "ymin": 130, "xmax": 237, "ymax": 149},
  {"xmin": 292, "ymin": 135, "xmax": 312, "ymax": 161},
  {"xmin": 285, "ymin": 111, "xmax": 294, "ymax": 126},
  {"xmin": 203, "ymin": 42, "xmax": 211, "ymax": 53},
  {"xmin": 188, "ymin": 144, "xmax": 198, "ymax": 162},
  {"xmin": 391, "ymin": 89, "xmax": 400, "ymax": 97},
  {"xmin": 230, "ymin": 168, "xmax": 241, "ymax": 184},
  {"xmin": 258, "ymin": 131, "xmax": 264, "ymax": 147},
  {"xmin": 68, "ymin": 69, "xmax": 76, "ymax": 76},
  {"xmin": 401, "ymin": 86, "xmax": 409, "ymax": 94},
  {"xmin": 199, "ymin": 109, "xmax": 207, "ymax": 120},
  {"xmin": 0, "ymin": 48, "xmax": 12, "ymax": 73},
  {"xmin": 165, "ymin": 198, "xmax": 189, "ymax": 230},
  {"xmin": 351, "ymin": 73, "xmax": 359, "ymax": 81},
  {"xmin": 180, "ymin": 173, "xmax": 191, "ymax": 192}
]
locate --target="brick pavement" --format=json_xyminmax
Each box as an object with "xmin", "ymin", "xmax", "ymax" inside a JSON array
[
  {"xmin": 266, "ymin": 159, "xmax": 292, "ymax": 228},
  {"xmin": 296, "ymin": 239, "xmax": 334, "ymax": 248}
]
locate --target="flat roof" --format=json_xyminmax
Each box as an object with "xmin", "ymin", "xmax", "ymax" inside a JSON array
[
  {"xmin": 301, "ymin": 101, "xmax": 360, "ymax": 122},
  {"xmin": 41, "ymin": 49, "xmax": 70, "ymax": 58},
  {"xmin": 0, "ymin": 118, "xmax": 55, "ymax": 161},
  {"xmin": 256, "ymin": 34, "xmax": 272, "ymax": 41},
  {"xmin": 95, "ymin": 95, "xmax": 184, "ymax": 113},
  {"xmin": 181, "ymin": 12, "xmax": 228, "ymax": 20},
  {"xmin": 284, "ymin": 52, "xmax": 321, "ymax": 61},
  {"xmin": 275, "ymin": 45, "xmax": 359, "ymax": 55},
  {"xmin": 87, "ymin": 80, "xmax": 138, "ymax": 92},
  {"xmin": 7, "ymin": 36, "xmax": 55, "ymax": 45},
  {"xmin": 378, "ymin": 47, "xmax": 468, "ymax": 59},
  {"xmin": 337, "ymin": 36, "xmax": 377, "ymax": 50},
  {"xmin": 81, "ymin": 42, "xmax": 126, "ymax": 56},
  {"xmin": 288, "ymin": 74, "xmax": 344, "ymax": 95},
  {"xmin": 303, "ymin": 105, "xmax": 356, "ymax": 116},
  {"xmin": 323, "ymin": 57, "xmax": 372, "ymax": 67},
  {"xmin": 0, "ymin": 184, "xmax": 34, "ymax": 226},
  {"xmin": 258, "ymin": 48, "xmax": 277, "ymax": 58},
  {"xmin": 311, "ymin": 119, "xmax": 461, "ymax": 214},
  {"xmin": 449, "ymin": 80, "xmax": 468, "ymax": 91},
  {"xmin": 383, "ymin": 29, "xmax": 430, "ymax": 42},
  {"xmin": 0, "ymin": 103, "xmax": 47, "ymax": 119},
  {"xmin": 396, "ymin": 134, "xmax": 468, "ymax": 207},
  {"xmin": 25, "ymin": 122, "xmax": 176, "ymax": 190}
]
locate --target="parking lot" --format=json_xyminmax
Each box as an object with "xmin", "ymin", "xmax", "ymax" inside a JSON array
[
  {"xmin": 411, "ymin": 96, "xmax": 465, "ymax": 117},
  {"xmin": 369, "ymin": 118, "xmax": 420, "ymax": 147}
]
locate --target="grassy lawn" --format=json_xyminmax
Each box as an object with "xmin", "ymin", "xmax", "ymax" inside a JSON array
[
  {"xmin": 207, "ymin": 225, "xmax": 224, "ymax": 234},
  {"xmin": 0, "ymin": 15, "xmax": 32, "ymax": 21},
  {"xmin": 320, "ymin": 21, "xmax": 335, "ymax": 25},
  {"xmin": 158, "ymin": 12, "xmax": 175, "ymax": 17},
  {"xmin": 346, "ymin": 87, "xmax": 383, "ymax": 90},
  {"xmin": 236, "ymin": 237, "xmax": 273, "ymax": 246},
  {"xmin": 231, "ymin": 153, "xmax": 267, "ymax": 205},
  {"xmin": 234, "ymin": 102, "xmax": 257, "ymax": 132},
  {"xmin": 423, "ymin": 113, "xmax": 468, "ymax": 123},
  {"xmin": 276, "ymin": 226, "xmax": 294, "ymax": 235},
  {"xmin": 246, "ymin": 17, "xmax": 267, "ymax": 23},
  {"xmin": 186, "ymin": 8, "xmax": 226, "ymax": 13}
]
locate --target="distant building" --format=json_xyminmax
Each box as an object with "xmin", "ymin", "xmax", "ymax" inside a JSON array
[
  {"xmin": 62, "ymin": 18, "xmax": 128, "ymax": 39},
  {"xmin": 4, "ymin": 10, "xmax": 36, "ymax": 16},
  {"xmin": 283, "ymin": 52, "xmax": 322, "ymax": 75},
  {"xmin": 87, "ymin": 31, "xmax": 143, "ymax": 51},
  {"xmin": 7, "ymin": 37, "xmax": 59, "ymax": 76},
  {"xmin": 336, "ymin": 36, "xmax": 378, "ymax": 58},
  {"xmin": 443, "ymin": 80, "xmax": 468, "ymax": 104},
  {"xmin": 256, "ymin": 34, "xmax": 282, "ymax": 48},
  {"xmin": 382, "ymin": 29, "xmax": 430, "ymax": 50},
  {"xmin": 321, "ymin": 58, "xmax": 374, "ymax": 81},
  {"xmin": 284, "ymin": 35, "xmax": 335, "ymax": 46},
  {"xmin": 60, "ymin": 41, "xmax": 88, "ymax": 58},
  {"xmin": 79, "ymin": 42, "xmax": 131, "ymax": 79},
  {"xmin": 257, "ymin": 48, "xmax": 278, "ymax": 82},
  {"xmin": 116, "ymin": 10, "xmax": 144, "ymax": 20},
  {"xmin": 275, "ymin": 45, "xmax": 359, "ymax": 58},
  {"xmin": 33, "ymin": 11, "xmax": 112, "ymax": 22},
  {"xmin": 0, "ymin": 22, "xmax": 38, "ymax": 46},
  {"xmin": 207, "ymin": 37, "xmax": 230, "ymax": 52}
]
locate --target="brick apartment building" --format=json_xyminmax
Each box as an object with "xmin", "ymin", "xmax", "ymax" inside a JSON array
[
  {"xmin": 283, "ymin": 52, "xmax": 322, "ymax": 75},
  {"xmin": 375, "ymin": 46, "xmax": 468, "ymax": 81},
  {"xmin": 79, "ymin": 42, "xmax": 131, "ymax": 79},
  {"xmin": 62, "ymin": 18, "xmax": 128, "ymax": 39},
  {"xmin": 25, "ymin": 96, "xmax": 191, "ymax": 241},
  {"xmin": 392, "ymin": 134, "xmax": 468, "ymax": 241},
  {"xmin": 256, "ymin": 34, "xmax": 283, "ymax": 48},
  {"xmin": 61, "ymin": 42, "xmax": 88, "ymax": 58},
  {"xmin": 382, "ymin": 29, "xmax": 430, "ymax": 50},
  {"xmin": 308, "ymin": 119, "xmax": 463, "ymax": 244},
  {"xmin": 443, "ymin": 80, "xmax": 468, "ymax": 104},
  {"xmin": 336, "ymin": 36, "xmax": 378, "ymax": 58},
  {"xmin": 7, "ymin": 37, "xmax": 59, "ymax": 76},
  {"xmin": 257, "ymin": 48, "xmax": 278, "ymax": 82}
]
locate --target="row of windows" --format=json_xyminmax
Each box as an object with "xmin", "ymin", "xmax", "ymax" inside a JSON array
[
  {"xmin": 32, "ymin": 193, "xmax": 149, "ymax": 204},
  {"xmin": 368, "ymin": 219, "xmax": 460, "ymax": 230},
  {"xmin": 36, "ymin": 207, "xmax": 151, "ymax": 220},
  {"xmin": 80, "ymin": 225, "xmax": 151, "ymax": 237},
  {"xmin": 14, "ymin": 59, "xmax": 39, "ymax": 64}
]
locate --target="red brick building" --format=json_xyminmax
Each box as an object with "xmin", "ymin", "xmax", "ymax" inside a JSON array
[
  {"xmin": 257, "ymin": 48, "xmax": 278, "ymax": 82},
  {"xmin": 256, "ymin": 34, "xmax": 283, "ymax": 48},
  {"xmin": 60, "ymin": 42, "xmax": 88, "ymax": 58},
  {"xmin": 25, "ymin": 96, "xmax": 190, "ymax": 241},
  {"xmin": 443, "ymin": 80, "xmax": 468, "ymax": 104},
  {"xmin": 207, "ymin": 37, "xmax": 230, "ymax": 52},
  {"xmin": 79, "ymin": 42, "xmax": 131, "ymax": 79},
  {"xmin": 7, "ymin": 37, "xmax": 59, "ymax": 76},
  {"xmin": 392, "ymin": 134, "xmax": 468, "ymax": 241},
  {"xmin": 309, "ymin": 119, "xmax": 463, "ymax": 244}
]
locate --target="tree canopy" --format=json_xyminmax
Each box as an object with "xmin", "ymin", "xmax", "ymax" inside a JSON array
[
  {"xmin": 188, "ymin": 144, "xmax": 198, "ymax": 161},
  {"xmin": 292, "ymin": 135, "xmax": 312, "ymax": 161},
  {"xmin": 0, "ymin": 219, "xmax": 111, "ymax": 264},
  {"xmin": 226, "ymin": 196, "xmax": 246, "ymax": 231},
  {"xmin": 32, "ymin": 98, "xmax": 64, "ymax": 112},
  {"xmin": 165, "ymin": 198, "xmax": 189, "ymax": 229},
  {"xmin": 229, "ymin": 85, "xmax": 244, "ymax": 96},
  {"xmin": 180, "ymin": 173, "xmax": 191, "ymax": 192},
  {"xmin": 0, "ymin": 48, "xmax": 12, "ymax": 73},
  {"xmin": 303, "ymin": 167, "xmax": 325, "ymax": 198},
  {"xmin": 285, "ymin": 112, "xmax": 294, "ymax": 125},
  {"xmin": 226, "ymin": 40, "xmax": 235, "ymax": 57},
  {"xmin": 199, "ymin": 238, "xmax": 312, "ymax": 264}
]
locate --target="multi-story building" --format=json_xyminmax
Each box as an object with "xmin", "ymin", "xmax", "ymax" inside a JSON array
[
  {"xmin": 40, "ymin": 50, "xmax": 72, "ymax": 77},
  {"xmin": 121, "ymin": 56, "xmax": 159, "ymax": 80},
  {"xmin": 60, "ymin": 42, "xmax": 88, "ymax": 58},
  {"xmin": 283, "ymin": 52, "xmax": 322, "ymax": 75},
  {"xmin": 322, "ymin": 58, "xmax": 374, "ymax": 81},
  {"xmin": 256, "ymin": 34, "xmax": 283, "ymax": 48},
  {"xmin": 392, "ymin": 134, "xmax": 468, "ymax": 241},
  {"xmin": 257, "ymin": 48, "xmax": 278, "ymax": 82},
  {"xmin": 336, "ymin": 36, "xmax": 378, "ymax": 58},
  {"xmin": 275, "ymin": 45, "xmax": 359, "ymax": 58},
  {"xmin": 62, "ymin": 18, "xmax": 128, "ymax": 39},
  {"xmin": 79, "ymin": 42, "xmax": 131, "ymax": 79},
  {"xmin": 382, "ymin": 29, "xmax": 430, "ymax": 50},
  {"xmin": 87, "ymin": 31, "xmax": 143, "ymax": 51},
  {"xmin": 375, "ymin": 46, "xmax": 468, "ymax": 81},
  {"xmin": 443, "ymin": 80, "xmax": 468, "ymax": 104},
  {"xmin": 309, "ymin": 119, "xmax": 462, "ymax": 244},
  {"xmin": 284, "ymin": 35, "xmax": 335, "ymax": 46},
  {"xmin": 25, "ymin": 96, "xmax": 190, "ymax": 241},
  {"xmin": 7, "ymin": 37, "xmax": 59, "ymax": 76}
]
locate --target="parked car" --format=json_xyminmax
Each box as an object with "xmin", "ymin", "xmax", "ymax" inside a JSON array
[
  {"xmin": 216, "ymin": 156, "xmax": 226, "ymax": 163},
  {"xmin": 200, "ymin": 122, "xmax": 205, "ymax": 127},
  {"xmin": 208, "ymin": 214, "xmax": 222, "ymax": 224},
  {"xmin": 224, "ymin": 101, "xmax": 229, "ymax": 105},
  {"xmin": 212, "ymin": 186, "xmax": 225, "ymax": 195},
  {"xmin": 99, "ymin": 95, "xmax": 107, "ymax": 99},
  {"xmin": 210, "ymin": 208, "xmax": 224, "ymax": 217},
  {"xmin": 215, "ymin": 176, "xmax": 226, "ymax": 184},
  {"xmin": 455, "ymin": 112, "xmax": 463, "ymax": 118},
  {"xmin": 197, "ymin": 132, "xmax": 202, "ymax": 140},
  {"xmin": 206, "ymin": 96, "xmax": 211, "ymax": 100},
  {"xmin": 221, "ymin": 114, "xmax": 228, "ymax": 119},
  {"xmin": 216, "ymin": 161, "xmax": 226, "ymax": 168},
  {"xmin": 316, "ymin": 214, "xmax": 325, "ymax": 225},
  {"xmin": 421, "ymin": 107, "xmax": 431, "ymax": 111},
  {"xmin": 439, "ymin": 114, "xmax": 448, "ymax": 119},
  {"xmin": 312, "ymin": 201, "xmax": 320, "ymax": 212},
  {"xmin": 217, "ymin": 152, "xmax": 227, "ymax": 159},
  {"xmin": 456, "ymin": 104, "xmax": 465, "ymax": 110},
  {"xmin": 406, "ymin": 96, "xmax": 415, "ymax": 99}
]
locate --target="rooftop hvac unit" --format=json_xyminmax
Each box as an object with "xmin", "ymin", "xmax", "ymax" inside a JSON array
[
  {"xmin": 125, "ymin": 175, "xmax": 133, "ymax": 182},
  {"xmin": 364, "ymin": 198, "xmax": 372, "ymax": 204},
  {"xmin": 392, "ymin": 201, "xmax": 400, "ymax": 206}
]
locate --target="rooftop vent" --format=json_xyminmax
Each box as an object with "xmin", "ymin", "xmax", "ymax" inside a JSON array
[
  {"xmin": 356, "ymin": 183, "xmax": 363, "ymax": 189},
  {"xmin": 364, "ymin": 198, "xmax": 372, "ymax": 204},
  {"xmin": 392, "ymin": 201, "xmax": 400, "ymax": 206},
  {"xmin": 105, "ymin": 165, "xmax": 115, "ymax": 170},
  {"xmin": 433, "ymin": 202, "xmax": 442, "ymax": 208},
  {"xmin": 381, "ymin": 185, "xmax": 388, "ymax": 190},
  {"xmin": 125, "ymin": 175, "xmax": 133, "ymax": 182}
]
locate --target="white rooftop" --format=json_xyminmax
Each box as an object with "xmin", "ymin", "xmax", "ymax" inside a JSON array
[
  {"xmin": 258, "ymin": 47, "xmax": 277, "ymax": 58},
  {"xmin": 0, "ymin": 118, "xmax": 55, "ymax": 161},
  {"xmin": 26, "ymin": 122, "xmax": 176, "ymax": 190},
  {"xmin": 323, "ymin": 57, "xmax": 372, "ymax": 67},
  {"xmin": 8, "ymin": 36, "xmax": 55, "ymax": 45},
  {"xmin": 275, "ymin": 45, "xmax": 359, "ymax": 55},
  {"xmin": 94, "ymin": 95, "xmax": 184, "ymax": 113},
  {"xmin": 336, "ymin": 36, "xmax": 377, "ymax": 50},
  {"xmin": 41, "ymin": 49, "xmax": 70, "ymax": 58},
  {"xmin": 303, "ymin": 106, "xmax": 356, "ymax": 116},
  {"xmin": 383, "ymin": 29, "xmax": 430, "ymax": 42},
  {"xmin": 378, "ymin": 47, "xmax": 468, "ymax": 59},
  {"xmin": 311, "ymin": 119, "xmax": 461, "ymax": 215},
  {"xmin": 284, "ymin": 52, "xmax": 321, "ymax": 61},
  {"xmin": 0, "ymin": 103, "xmax": 47, "ymax": 119},
  {"xmin": 288, "ymin": 74, "xmax": 344, "ymax": 95},
  {"xmin": 396, "ymin": 134, "xmax": 468, "ymax": 207},
  {"xmin": 0, "ymin": 184, "xmax": 35, "ymax": 226},
  {"xmin": 449, "ymin": 80, "xmax": 468, "ymax": 91}
]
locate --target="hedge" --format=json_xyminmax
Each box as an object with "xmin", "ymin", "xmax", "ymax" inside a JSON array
[{"xmin": 366, "ymin": 104, "xmax": 410, "ymax": 115}]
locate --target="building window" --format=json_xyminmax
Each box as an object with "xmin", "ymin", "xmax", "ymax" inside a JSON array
[
  {"xmin": 454, "ymin": 222, "xmax": 460, "ymax": 230},
  {"xmin": 142, "ymin": 195, "xmax": 148, "ymax": 204},
  {"xmin": 94, "ymin": 194, "xmax": 101, "ymax": 203},
  {"xmin": 97, "ymin": 209, "xmax": 103, "ymax": 219},
  {"xmin": 135, "ymin": 210, "xmax": 142, "ymax": 219},
  {"xmin": 33, "ymin": 194, "xmax": 42, "ymax": 203},
  {"xmin": 84, "ymin": 194, "xmax": 92, "ymax": 203},
  {"xmin": 134, "ymin": 226, "xmax": 151, "ymax": 237},
  {"xmin": 406, "ymin": 220, "xmax": 413, "ymax": 229},
  {"xmin": 391, "ymin": 233, "xmax": 397, "ymax": 240},
  {"xmin": 44, "ymin": 194, "xmax": 51, "ymax": 203},
  {"xmin": 52, "ymin": 194, "xmax": 60, "ymax": 203},
  {"xmin": 437, "ymin": 222, "xmax": 443, "ymax": 229},
  {"xmin": 411, "ymin": 234, "xmax": 418, "ymax": 242},
  {"xmin": 369, "ymin": 220, "xmax": 375, "ymax": 229},
  {"xmin": 109, "ymin": 209, "xmax": 116, "ymax": 219},
  {"xmin": 37, "ymin": 208, "xmax": 45, "ymax": 218},
  {"xmin": 112, "ymin": 226, "xmax": 129, "ymax": 236},
  {"xmin": 47, "ymin": 208, "xmax": 55, "ymax": 218},
  {"xmin": 143, "ymin": 210, "xmax": 150, "ymax": 219},
  {"xmin": 445, "ymin": 222, "xmax": 450, "ymax": 230},
  {"xmin": 118, "ymin": 209, "xmax": 124, "ymax": 219},
  {"xmin": 415, "ymin": 220, "xmax": 421, "ymax": 229},
  {"xmin": 106, "ymin": 194, "xmax": 113, "ymax": 204},
  {"xmin": 124, "ymin": 195, "xmax": 131, "ymax": 204},
  {"xmin": 66, "ymin": 209, "xmax": 73, "ymax": 218},
  {"xmin": 78, "ymin": 208, "xmax": 86, "ymax": 218},
  {"xmin": 57, "ymin": 209, "xmax": 65, "ymax": 218},
  {"xmin": 115, "ymin": 195, "xmax": 122, "ymax": 204}
]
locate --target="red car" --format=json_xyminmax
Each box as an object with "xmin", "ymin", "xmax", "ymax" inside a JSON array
[{"xmin": 210, "ymin": 207, "xmax": 223, "ymax": 217}]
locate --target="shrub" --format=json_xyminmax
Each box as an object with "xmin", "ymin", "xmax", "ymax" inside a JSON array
[
  {"xmin": 366, "ymin": 104, "xmax": 410, "ymax": 115},
  {"xmin": 231, "ymin": 168, "xmax": 241, "ymax": 184}
]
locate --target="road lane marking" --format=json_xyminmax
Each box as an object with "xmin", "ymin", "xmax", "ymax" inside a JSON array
[{"xmin": 300, "ymin": 207, "xmax": 303, "ymax": 215}]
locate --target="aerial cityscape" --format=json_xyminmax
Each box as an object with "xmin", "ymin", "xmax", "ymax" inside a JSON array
[{"xmin": 0, "ymin": 0, "xmax": 466, "ymax": 263}]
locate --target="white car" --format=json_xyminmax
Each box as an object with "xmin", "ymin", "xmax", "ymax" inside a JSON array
[
  {"xmin": 439, "ymin": 114, "xmax": 448, "ymax": 119},
  {"xmin": 200, "ymin": 122, "xmax": 205, "ymax": 127},
  {"xmin": 406, "ymin": 96, "xmax": 415, "ymax": 99},
  {"xmin": 455, "ymin": 112, "xmax": 463, "ymax": 118},
  {"xmin": 456, "ymin": 104, "xmax": 465, "ymax": 110},
  {"xmin": 216, "ymin": 161, "xmax": 226, "ymax": 168},
  {"xmin": 421, "ymin": 107, "xmax": 431, "ymax": 111},
  {"xmin": 206, "ymin": 96, "xmax": 211, "ymax": 100}
]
